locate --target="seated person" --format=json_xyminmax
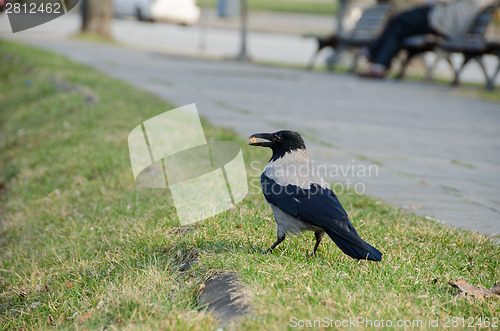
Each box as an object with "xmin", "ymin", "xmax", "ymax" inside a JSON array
[{"xmin": 359, "ymin": 0, "xmax": 497, "ymax": 78}]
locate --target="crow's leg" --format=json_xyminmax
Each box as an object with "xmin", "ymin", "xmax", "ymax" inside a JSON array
[
  {"xmin": 310, "ymin": 231, "xmax": 325, "ymax": 257},
  {"xmin": 263, "ymin": 234, "xmax": 286, "ymax": 254}
]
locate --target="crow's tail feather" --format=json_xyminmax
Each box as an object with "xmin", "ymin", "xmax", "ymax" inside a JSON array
[{"xmin": 326, "ymin": 231, "xmax": 382, "ymax": 261}]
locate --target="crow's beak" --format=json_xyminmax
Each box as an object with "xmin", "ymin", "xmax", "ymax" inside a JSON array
[{"xmin": 248, "ymin": 133, "xmax": 273, "ymax": 147}]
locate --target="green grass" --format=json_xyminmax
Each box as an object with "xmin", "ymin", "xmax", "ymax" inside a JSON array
[
  {"xmin": 248, "ymin": 0, "xmax": 337, "ymax": 16},
  {"xmin": 207, "ymin": 0, "xmax": 337, "ymax": 16},
  {"xmin": 1, "ymin": 39, "xmax": 499, "ymax": 330}
]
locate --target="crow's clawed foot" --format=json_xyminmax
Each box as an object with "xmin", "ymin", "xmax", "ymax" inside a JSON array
[
  {"xmin": 249, "ymin": 247, "xmax": 273, "ymax": 254},
  {"xmin": 262, "ymin": 248, "xmax": 272, "ymax": 254},
  {"xmin": 248, "ymin": 247, "xmax": 264, "ymax": 254},
  {"xmin": 307, "ymin": 251, "xmax": 317, "ymax": 259}
]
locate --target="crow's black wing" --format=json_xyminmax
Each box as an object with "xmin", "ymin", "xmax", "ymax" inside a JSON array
[{"xmin": 261, "ymin": 173, "xmax": 382, "ymax": 261}]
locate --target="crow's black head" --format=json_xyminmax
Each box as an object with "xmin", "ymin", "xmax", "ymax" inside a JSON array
[{"xmin": 248, "ymin": 130, "xmax": 306, "ymax": 160}]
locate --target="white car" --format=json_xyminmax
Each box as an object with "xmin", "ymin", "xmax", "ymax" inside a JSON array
[{"xmin": 114, "ymin": 0, "xmax": 200, "ymax": 25}]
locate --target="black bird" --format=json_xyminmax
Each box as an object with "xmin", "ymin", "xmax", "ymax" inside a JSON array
[{"xmin": 248, "ymin": 130, "xmax": 382, "ymax": 261}]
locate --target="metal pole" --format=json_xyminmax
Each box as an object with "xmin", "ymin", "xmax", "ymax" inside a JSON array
[
  {"xmin": 236, "ymin": 0, "xmax": 251, "ymax": 61},
  {"xmin": 198, "ymin": 0, "xmax": 210, "ymax": 51}
]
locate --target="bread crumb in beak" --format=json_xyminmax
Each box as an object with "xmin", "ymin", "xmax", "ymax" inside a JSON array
[{"xmin": 250, "ymin": 136, "xmax": 258, "ymax": 144}]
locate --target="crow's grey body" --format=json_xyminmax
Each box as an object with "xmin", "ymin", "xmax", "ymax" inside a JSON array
[
  {"xmin": 248, "ymin": 130, "xmax": 382, "ymax": 261},
  {"xmin": 270, "ymin": 204, "xmax": 323, "ymax": 237},
  {"xmin": 264, "ymin": 149, "xmax": 326, "ymax": 239}
]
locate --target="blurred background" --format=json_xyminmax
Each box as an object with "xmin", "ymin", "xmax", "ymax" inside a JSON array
[
  {"xmin": 0, "ymin": 0, "xmax": 499, "ymax": 235},
  {"xmin": 1, "ymin": 0, "xmax": 499, "ymax": 82}
]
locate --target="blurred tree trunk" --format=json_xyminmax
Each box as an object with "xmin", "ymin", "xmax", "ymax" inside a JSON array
[
  {"xmin": 80, "ymin": 0, "xmax": 113, "ymax": 38},
  {"xmin": 64, "ymin": 0, "xmax": 81, "ymax": 11}
]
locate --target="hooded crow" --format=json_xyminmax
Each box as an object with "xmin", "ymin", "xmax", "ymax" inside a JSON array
[{"xmin": 248, "ymin": 130, "xmax": 382, "ymax": 261}]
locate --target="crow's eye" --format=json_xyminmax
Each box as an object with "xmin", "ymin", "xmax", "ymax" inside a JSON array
[{"xmin": 274, "ymin": 134, "xmax": 282, "ymax": 142}]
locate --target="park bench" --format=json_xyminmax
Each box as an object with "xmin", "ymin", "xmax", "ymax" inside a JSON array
[
  {"xmin": 396, "ymin": 5, "xmax": 500, "ymax": 90},
  {"xmin": 306, "ymin": 3, "xmax": 393, "ymax": 71}
]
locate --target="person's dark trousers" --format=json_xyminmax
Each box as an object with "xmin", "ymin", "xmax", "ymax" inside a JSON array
[{"xmin": 369, "ymin": 5, "xmax": 434, "ymax": 68}]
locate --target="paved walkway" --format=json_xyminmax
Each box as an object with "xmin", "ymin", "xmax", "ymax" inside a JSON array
[{"xmin": 1, "ymin": 13, "xmax": 499, "ymax": 237}]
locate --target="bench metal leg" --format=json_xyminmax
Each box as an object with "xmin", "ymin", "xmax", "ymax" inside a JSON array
[
  {"xmin": 307, "ymin": 38, "xmax": 327, "ymax": 70},
  {"xmin": 307, "ymin": 50, "xmax": 321, "ymax": 70},
  {"xmin": 471, "ymin": 55, "xmax": 493, "ymax": 90},
  {"xmin": 489, "ymin": 52, "xmax": 500, "ymax": 90},
  {"xmin": 306, "ymin": 39, "xmax": 329, "ymax": 70},
  {"xmin": 424, "ymin": 54, "xmax": 441, "ymax": 81},
  {"xmin": 396, "ymin": 49, "xmax": 435, "ymax": 81},
  {"xmin": 442, "ymin": 53, "xmax": 455, "ymax": 80},
  {"xmin": 326, "ymin": 44, "xmax": 346, "ymax": 72},
  {"xmin": 395, "ymin": 50, "xmax": 414, "ymax": 80},
  {"xmin": 452, "ymin": 53, "xmax": 474, "ymax": 86},
  {"xmin": 491, "ymin": 65, "xmax": 500, "ymax": 90},
  {"xmin": 307, "ymin": 36, "xmax": 340, "ymax": 71},
  {"xmin": 350, "ymin": 51, "xmax": 361, "ymax": 73}
]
